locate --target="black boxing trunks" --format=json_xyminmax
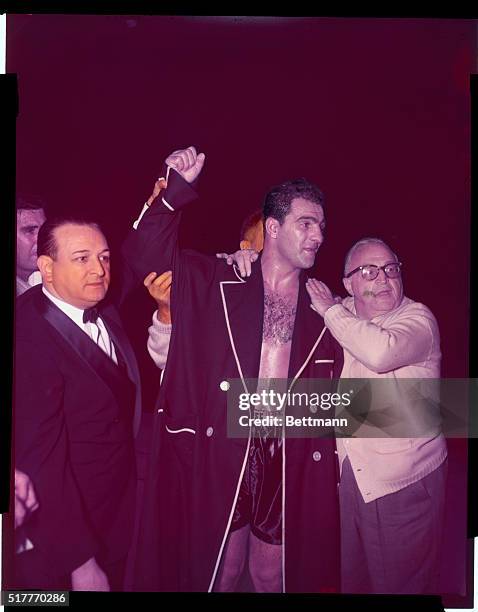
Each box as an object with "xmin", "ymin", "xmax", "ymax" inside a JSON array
[{"xmin": 230, "ymin": 434, "xmax": 282, "ymax": 545}]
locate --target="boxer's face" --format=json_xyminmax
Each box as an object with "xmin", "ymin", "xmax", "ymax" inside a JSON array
[{"xmin": 272, "ymin": 198, "xmax": 325, "ymax": 270}]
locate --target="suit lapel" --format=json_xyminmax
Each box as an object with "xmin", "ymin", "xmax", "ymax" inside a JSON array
[
  {"xmin": 36, "ymin": 292, "xmax": 135, "ymax": 407},
  {"xmin": 101, "ymin": 309, "xmax": 142, "ymax": 435},
  {"xmin": 100, "ymin": 310, "xmax": 139, "ymax": 383},
  {"xmin": 220, "ymin": 263, "xmax": 264, "ymax": 393}
]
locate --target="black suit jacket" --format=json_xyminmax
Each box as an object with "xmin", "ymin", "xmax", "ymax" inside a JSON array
[{"xmin": 13, "ymin": 285, "xmax": 141, "ymax": 585}]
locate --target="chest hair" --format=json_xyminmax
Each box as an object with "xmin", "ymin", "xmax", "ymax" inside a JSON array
[{"xmin": 263, "ymin": 288, "xmax": 297, "ymax": 344}]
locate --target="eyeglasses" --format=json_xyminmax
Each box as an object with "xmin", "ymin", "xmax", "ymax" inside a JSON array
[{"xmin": 345, "ymin": 262, "xmax": 402, "ymax": 281}]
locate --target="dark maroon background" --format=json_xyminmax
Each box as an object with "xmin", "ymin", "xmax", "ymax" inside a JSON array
[
  {"xmin": 7, "ymin": 15, "xmax": 474, "ymax": 375},
  {"xmin": 6, "ymin": 14, "xmax": 476, "ymax": 604}
]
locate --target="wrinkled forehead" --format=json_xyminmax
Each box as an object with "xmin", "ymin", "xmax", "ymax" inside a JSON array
[
  {"xmin": 350, "ymin": 243, "xmax": 397, "ymax": 269},
  {"xmin": 54, "ymin": 223, "xmax": 109, "ymax": 254},
  {"xmin": 288, "ymin": 197, "xmax": 324, "ymax": 222}
]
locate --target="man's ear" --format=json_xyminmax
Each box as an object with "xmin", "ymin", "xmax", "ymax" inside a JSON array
[
  {"xmin": 240, "ymin": 240, "xmax": 251, "ymax": 250},
  {"xmin": 264, "ymin": 217, "xmax": 280, "ymax": 239},
  {"xmin": 343, "ymin": 277, "xmax": 353, "ymax": 296},
  {"xmin": 37, "ymin": 255, "xmax": 53, "ymax": 283}
]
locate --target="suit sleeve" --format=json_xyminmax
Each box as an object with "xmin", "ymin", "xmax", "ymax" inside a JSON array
[
  {"xmin": 324, "ymin": 302, "xmax": 439, "ymax": 373},
  {"xmin": 14, "ymin": 339, "xmax": 100, "ymax": 577},
  {"xmin": 117, "ymin": 167, "xmax": 198, "ymax": 306}
]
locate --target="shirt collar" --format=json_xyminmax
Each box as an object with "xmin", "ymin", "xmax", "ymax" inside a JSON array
[
  {"xmin": 16, "ymin": 276, "xmax": 31, "ymax": 296},
  {"xmin": 42, "ymin": 286, "xmax": 87, "ymax": 328}
]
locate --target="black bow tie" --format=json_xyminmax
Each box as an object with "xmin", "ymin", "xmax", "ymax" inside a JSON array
[{"xmin": 83, "ymin": 307, "xmax": 99, "ymax": 324}]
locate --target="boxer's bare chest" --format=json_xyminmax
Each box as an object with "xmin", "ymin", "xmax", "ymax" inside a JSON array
[{"xmin": 258, "ymin": 283, "xmax": 299, "ymax": 380}]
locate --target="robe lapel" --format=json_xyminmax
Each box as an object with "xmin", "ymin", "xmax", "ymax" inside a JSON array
[
  {"xmin": 219, "ymin": 263, "xmax": 264, "ymax": 393},
  {"xmin": 288, "ymin": 271, "xmax": 327, "ymax": 388}
]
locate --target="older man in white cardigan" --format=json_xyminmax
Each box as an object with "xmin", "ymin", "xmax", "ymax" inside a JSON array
[{"xmin": 306, "ymin": 237, "xmax": 447, "ymax": 595}]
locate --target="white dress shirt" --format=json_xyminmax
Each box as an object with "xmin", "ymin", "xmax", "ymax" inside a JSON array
[{"xmin": 42, "ymin": 286, "xmax": 118, "ymax": 364}]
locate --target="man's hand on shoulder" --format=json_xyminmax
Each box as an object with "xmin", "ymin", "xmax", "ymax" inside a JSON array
[
  {"xmin": 306, "ymin": 278, "xmax": 338, "ymax": 317},
  {"xmin": 165, "ymin": 146, "xmax": 205, "ymax": 184},
  {"xmin": 216, "ymin": 248, "xmax": 259, "ymax": 278},
  {"xmin": 71, "ymin": 557, "xmax": 110, "ymax": 591}
]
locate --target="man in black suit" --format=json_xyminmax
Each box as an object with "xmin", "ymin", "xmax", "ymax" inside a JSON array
[{"xmin": 12, "ymin": 217, "xmax": 141, "ymax": 591}]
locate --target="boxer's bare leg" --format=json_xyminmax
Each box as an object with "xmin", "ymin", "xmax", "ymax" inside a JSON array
[
  {"xmin": 248, "ymin": 532, "xmax": 282, "ymax": 592},
  {"xmin": 213, "ymin": 524, "xmax": 249, "ymax": 592}
]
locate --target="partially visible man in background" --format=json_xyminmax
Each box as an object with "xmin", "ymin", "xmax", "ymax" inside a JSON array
[
  {"xmin": 16, "ymin": 195, "xmax": 46, "ymax": 295},
  {"xmin": 12, "ymin": 194, "xmax": 45, "ymax": 541}
]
